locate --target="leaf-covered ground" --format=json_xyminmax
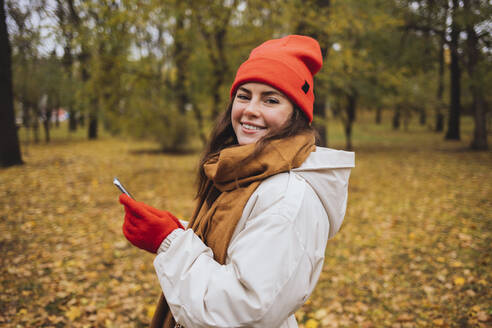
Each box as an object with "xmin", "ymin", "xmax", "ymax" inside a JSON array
[{"xmin": 1, "ymin": 125, "xmax": 491, "ymax": 327}]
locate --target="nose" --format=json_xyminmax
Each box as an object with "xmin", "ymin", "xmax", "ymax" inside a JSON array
[{"xmin": 243, "ymin": 99, "xmax": 260, "ymax": 117}]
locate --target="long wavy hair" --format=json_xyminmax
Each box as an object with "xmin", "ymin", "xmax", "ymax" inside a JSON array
[{"xmin": 196, "ymin": 93, "xmax": 318, "ymax": 200}]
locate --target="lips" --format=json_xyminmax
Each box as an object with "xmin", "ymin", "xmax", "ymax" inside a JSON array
[{"xmin": 241, "ymin": 122, "xmax": 266, "ymax": 131}]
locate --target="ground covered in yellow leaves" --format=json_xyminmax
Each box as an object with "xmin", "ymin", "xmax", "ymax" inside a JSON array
[{"xmin": 1, "ymin": 127, "xmax": 491, "ymax": 327}]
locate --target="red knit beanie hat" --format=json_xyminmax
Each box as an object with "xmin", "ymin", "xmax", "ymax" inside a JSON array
[{"xmin": 230, "ymin": 35, "xmax": 323, "ymax": 122}]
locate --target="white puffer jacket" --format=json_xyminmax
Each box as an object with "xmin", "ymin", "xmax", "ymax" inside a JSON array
[{"xmin": 154, "ymin": 147, "xmax": 355, "ymax": 327}]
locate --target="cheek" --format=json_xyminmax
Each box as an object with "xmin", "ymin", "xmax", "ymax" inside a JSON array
[
  {"xmin": 265, "ymin": 108, "xmax": 292, "ymax": 129},
  {"xmin": 231, "ymin": 102, "xmax": 242, "ymax": 123}
]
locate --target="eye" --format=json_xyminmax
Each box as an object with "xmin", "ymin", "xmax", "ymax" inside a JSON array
[
  {"xmin": 265, "ymin": 97, "xmax": 280, "ymax": 104},
  {"xmin": 236, "ymin": 93, "xmax": 250, "ymax": 100}
]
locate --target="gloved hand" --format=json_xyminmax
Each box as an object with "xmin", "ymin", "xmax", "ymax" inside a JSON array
[{"xmin": 119, "ymin": 194, "xmax": 184, "ymax": 253}]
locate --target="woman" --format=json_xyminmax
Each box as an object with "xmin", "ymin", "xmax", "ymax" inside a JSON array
[{"xmin": 119, "ymin": 35, "xmax": 355, "ymax": 328}]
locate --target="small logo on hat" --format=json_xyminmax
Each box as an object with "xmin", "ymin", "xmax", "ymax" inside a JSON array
[{"xmin": 302, "ymin": 81, "xmax": 310, "ymax": 94}]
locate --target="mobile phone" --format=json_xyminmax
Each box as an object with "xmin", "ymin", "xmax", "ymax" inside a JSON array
[{"xmin": 113, "ymin": 177, "xmax": 135, "ymax": 199}]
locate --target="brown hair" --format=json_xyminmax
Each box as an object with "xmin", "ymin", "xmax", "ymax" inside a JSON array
[{"xmin": 196, "ymin": 95, "xmax": 318, "ymax": 200}]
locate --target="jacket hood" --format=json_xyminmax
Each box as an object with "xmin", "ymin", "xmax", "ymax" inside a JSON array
[{"xmin": 293, "ymin": 147, "xmax": 355, "ymax": 239}]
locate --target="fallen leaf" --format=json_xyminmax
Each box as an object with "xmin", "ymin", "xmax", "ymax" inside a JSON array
[
  {"xmin": 146, "ymin": 304, "xmax": 156, "ymax": 318},
  {"xmin": 17, "ymin": 309, "xmax": 27, "ymax": 316},
  {"xmin": 305, "ymin": 319, "xmax": 319, "ymax": 328},
  {"xmin": 471, "ymin": 305, "xmax": 481, "ymax": 312},
  {"xmin": 65, "ymin": 306, "xmax": 82, "ymax": 321},
  {"xmin": 313, "ymin": 308, "xmax": 327, "ymax": 320},
  {"xmin": 450, "ymin": 260, "xmax": 463, "ymax": 268},
  {"xmin": 453, "ymin": 277, "xmax": 465, "ymax": 286},
  {"xmin": 477, "ymin": 311, "xmax": 489, "ymax": 322},
  {"xmin": 432, "ymin": 318, "xmax": 444, "ymax": 326},
  {"xmin": 397, "ymin": 314, "xmax": 413, "ymax": 322}
]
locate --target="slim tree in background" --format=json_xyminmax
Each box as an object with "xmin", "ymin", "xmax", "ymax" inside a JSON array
[
  {"xmin": 191, "ymin": 0, "xmax": 237, "ymax": 119},
  {"xmin": 463, "ymin": 0, "xmax": 488, "ymax": 150},
  {"xmin": 0, "ymin": 0, "xmax": 23, "ymax": 167},
  {"xmin": 55, "ymin": 0, "xmax": 77, "ymax": 132},
  {"xmin": 435, "ymin": 34, "xmax": 445, "ymax": 132},
  {"xmin": 445, "ymin": 0, "xmax": 461, "ymax": 140},
  {"xmin": 294, "ymin": 0, "xmax": 331, "ymax": 147}
]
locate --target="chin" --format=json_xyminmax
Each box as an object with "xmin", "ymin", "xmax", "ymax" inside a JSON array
[{"xmin": 238, "ymin": 135, "xmax": 262, "ymax": 145}]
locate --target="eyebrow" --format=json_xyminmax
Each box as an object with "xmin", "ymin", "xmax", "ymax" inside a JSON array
[{"xmin": 238, "ymin": 86, "xmax": 286, "ymax": 99}]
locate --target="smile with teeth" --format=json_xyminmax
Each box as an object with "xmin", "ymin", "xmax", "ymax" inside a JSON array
[{"xmin": 241, "ymin": 123, "xmax": 266, "ymax": 130}]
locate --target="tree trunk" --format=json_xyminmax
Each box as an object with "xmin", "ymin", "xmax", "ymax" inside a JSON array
[
  {"xmin": 200, "ymin": 29, "xmax": 227, "ymax": 120},
  {"xmin": 210, "ymin": 35, "xmax": 227, "ymax": 119},
  {"xmin": 445, "ymin": 0, "xmax": 461, "ymax": 140},
  {"xmin": 32, "ymin": 105, "xmax": 40, "ymax": 143},
  {"xmin": 58, "ymin": 0, "xmax": 77, "ymax": 133},
  {"xmin": 470, "ymin": 94, "xmax": 488, "ymax": 150},
  {"xmin": 403, "ymin": 110, "xmax": 410, "ymax": 131},
  {"xmin": 55, "ymin": 108, "xmax": 60, "ymax": 128},
  {"xmin": 79, "ymin": 112, "xmax": 85, "ymax": 127},
  {"xmin": 68, "ymin": 108, "xmax": 77, "ymax": 131},
  {"xmin": 419, "ymin": 108, "xmax": 426, "ymax": 125},
  {"xmin": 313, "ymin": 92, "xmax": 327, "ymax": 146},
  {"xmin": 174, "ymin": 13, "xmax": 189, "ymax": 116},
  {"xmin": 375, "ymin": 106, "xmax": 382, "ymax": 124},
  {"xmin": 311, "ymin": 40, "xmax": 329, "ymax": 147},
  {"xmin": 67, "ymin": 0, "xmax": 92, "ymax": 138},
  {"xmin": 62, "ymin": 34, "xmax": 77, "ymax": 132},
  {"xmin": 195, "ymin": 8, "xmax": 231, "ymax": 120},
  {"xmin": 191, "ymin": 102, "xmax": 207, "ymax": 146},
  {"xmin": 88, "ymin": 101, "xmax": 98, "ymax": 140},
  {"xmin": 464, "ymin": 0, "xmax": 488, "ymax": 150},
  {"xmin": 87, "ymin": 47, "xmax": 97, "ymax": 140},
  {"xmin": 312, "ymin": 38, "xmax": 329, "ymax": 147},
  {"xmin": 294, "ymin": 1, "xmax": 331, "ymax": 147},
  {"xmin": 344, "ymin": 123, "xmax": 352, "ymax": 151},
  {"xmin": 0, "ymin": 0, "xmax": 23, "ymax": 167},
  {"xmin": 344, "ymin": 92, "xmax": 356, "ymax": 151},
  {"xmin": 435, "ymin": 113, "xmax": 444, "ymax": 132},
  {"xmin": 88, "ymin": 114, "xmax": 98, "ymax": 139},
  {"xmin": 80, "ymin": 56, "xmax": 95, "ymax": 139},
  {"xmin": 43, "ymin": 108, "xmax": 52, "ymax": 143},
  {"xmin": 393, "ymin": 105, "xmax": 401, "ymax": 130},
  {"xmin": 436, "ymin": 35, "xmax": 445, "ymax": 132},
  {"xmin": 21, "ymin": 101, "xmax": 31, "ymax": 131}
]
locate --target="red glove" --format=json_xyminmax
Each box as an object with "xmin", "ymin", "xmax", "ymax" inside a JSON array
[{"xmin": 119, "ymin": 194, "xmax": 184, "ymax": 253}]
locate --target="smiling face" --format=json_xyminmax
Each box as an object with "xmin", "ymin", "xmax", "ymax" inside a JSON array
[{"xmin": 231, "ymin": 83, "xmax": 294, "ymax": 145}]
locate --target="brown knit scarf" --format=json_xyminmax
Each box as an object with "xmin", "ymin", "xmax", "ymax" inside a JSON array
[{"xmin": 150, "ymin": 133, "xmax": 315, "ymax": 328}]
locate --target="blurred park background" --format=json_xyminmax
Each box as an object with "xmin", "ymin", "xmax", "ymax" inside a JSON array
[{"xmin": 0, "ymin": 0, "xmax": 491, "ymax": 327}]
